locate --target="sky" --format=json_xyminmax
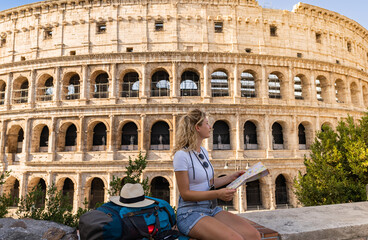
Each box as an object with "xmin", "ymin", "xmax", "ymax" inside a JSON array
[{"xmin": 0, "ymin": 0, "xmax": 367, "ymax": 30}]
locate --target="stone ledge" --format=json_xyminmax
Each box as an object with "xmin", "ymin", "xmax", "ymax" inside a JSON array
[{"xmin": 240, "ymin": 202, "xmax": 368, "ymax": 240}]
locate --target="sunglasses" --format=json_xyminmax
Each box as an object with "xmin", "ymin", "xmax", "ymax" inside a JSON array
[{"xmin": 198, "ymin": 153, "xmax": 209, "ymax": 168}]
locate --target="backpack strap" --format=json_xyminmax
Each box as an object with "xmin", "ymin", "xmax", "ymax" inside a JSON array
[
  {"xmin": 127, "ymin": 208, "xmax": 161, "ymax": 239},
  {"xmin": 99, "ymin": 206, "xmax": 124, "ymax": 236}
]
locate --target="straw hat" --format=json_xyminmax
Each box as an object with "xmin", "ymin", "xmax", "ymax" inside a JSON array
[{"xmin": 110, "ymin": 183, "xmax": 154, "ymax": 208}]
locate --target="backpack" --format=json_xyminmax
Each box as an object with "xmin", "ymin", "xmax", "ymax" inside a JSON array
[{"xmin": 79, "ymin": 196, "xmax": 188, "ymax": 240}]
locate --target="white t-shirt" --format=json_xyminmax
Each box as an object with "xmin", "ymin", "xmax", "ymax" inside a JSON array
[{"xmin": 173, "ymin": 147, "xmax": 214, "ymax": 191}]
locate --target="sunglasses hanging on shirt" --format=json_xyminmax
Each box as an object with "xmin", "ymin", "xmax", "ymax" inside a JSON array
[{"xmin": 197, "ymin": 153, "xmax": 209, "ymax": 168}]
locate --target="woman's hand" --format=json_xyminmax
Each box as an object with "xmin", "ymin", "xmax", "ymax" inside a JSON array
[
  {"xmin": 216, "ymin": 188, "xmax": 236, "ymax": 201},
  {"xmin": 229, "ymin": 170, "xmax": 245, "ymax": 182}
]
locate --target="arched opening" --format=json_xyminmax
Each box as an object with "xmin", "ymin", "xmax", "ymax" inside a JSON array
[
  {"xmin": 150, "ymin": 121, "xmax": 170, "ymax": 150},
  {"xmin": 28, "ymin": 178, "xmax": 47, "ymax": 208},
  {"xmin": 39, "ymin": 126, "xmax": 49, "ymax": 152},
  {"xmin": 213, "ymin": 121, "xmax": 230, "ymax": 150},
  {"xmin": 151, "ymin": 71, "xmax": 170, "ymax": 97},
  {"xmin": 241, "ymin": 72, "xmax": 256, "ymax": 98},
  {"xmin": 217, "ymin": 175, "xmax": 233, "ymax": 209},
  {"xmin": 294, "ymin": 76, "xmax": 303, "ymax": 100},
  {"xmin": 93, "ymin": 73, "xmax": 109, "ymax": 98},
  {"xmin": 7, "ymin": 126, "xmax": 24, "ymax": 154},
  {"xmin": 65, "ymin": 124, "xmax": 77, "ymax": 151},
  {"xmin": 150, "ymin": 177, "xmax": 170, "ymax": 203},
  {"xmin": 316, "ymin": 76, "xmax": 327, "ymax": 102},
  {"xmin": 335, "ymin": 79, "xmax": 346, "ymax": 103},
  {"xmin": 363, "ymin": 86, "xmax": 368, "ymax": 107},
  {"xmin": 268, "ymin": 74, "xmax": 281, "ymax": 99},
  {"xmin": 180, "ymin": 71, "xmax": 200, "ymax": 96},
  {"xmin": 38, "ymin": 76, "xmax": 54, "ymax": 101},
  {"xmin": 121, "ymin": 72, "xmax": 139, "ymax": 97},
  {"xmin": 92, "ymin": 123, "xmax": 107, "ymax": 151},
  {"xmin": 275, "ymin": 175, "xmax": 288, "ymax": 206},
  {"xmin": 65, "ymin": 74, "xmax": 80, "ymax": 100},
  {"xmin": 350, "ymin": 82, "xmax": 360, "ymax": 106},
  {"xmin": 211, "ymin": 71, "xmax": 229, "ymax": 97},
  {"xmin": 272, "ymin": 123, "xmax": 284, "ymax": 150},
  {"xmin": 89, "ymin": 178, "xmax": 105, "ymax": 209},
  {"xmin": 0, "ymin": 81, "xmax": 6, "ymax": 105},
  {"xmin": 62, "ymin": 178, "xmax": 74, "ymax": 207},
  {"xmin": 244, "ymin": 121, "xmax": 258, "ymax": 150},
  {"xmin": 121, "ymin": 122, "xmax": 138, "ymax": 150},
  {"xmin": 4, "ymin": 177, "xmax": 20, "ymax": 207},
  {"xmin": 298, "ymin": 124, "xmax": 306, "ymax": 150},
  {"xmin": 13, "ymin": 78, "xmax": 29, "ymax": 104},
  {"xmin": 246, "ymin": 180, "xmax": 262, "ymax": 210}
]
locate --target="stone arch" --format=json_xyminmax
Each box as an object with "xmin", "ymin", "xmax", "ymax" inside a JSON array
[
  {"xmin": 6, "ymin": 125, "xmax": 24, "ymax": 153},
  {"xmin": 119, "ymin": 121, "xmax": 139, "ymax": 151},
  {"xmin": 246, "ymin": 179, "xmax": 262, "ymax": 209},
  {"xmin": 271, "ymin": 121, "xmax": 288, "ymax": 150},
  {"xmin": 0, "ymin": 80, "xmax": 6, "ymax": 105},
  {"xmin": 316, "ymin": 75, "xmax": 329, "ymax": 102},
  {"xmin": 150, "ymin": 121, "xmax": 170, "ymax": 150},
  {"xmin": 335, "ymin": 79, "xmax": 347, "ymax": 103},
  {"xmin": 240, "ymin": 69, "xmax": 258, "ymax": 98},
  {"xmin": 211, "ymin": 69, "xmax": 229, "ymax": 97},
  {"xmin": 294, "ymin": 74, "xmax": 309, "ymax": 100},
  {"xmin": 150, "ymin": 176, "xmax": 170, "ymax": 203},
  {"xmin": 56, "ymin": 177, "xmax": 75, "ymax": 207},
  {"xmin": 213, "ymin": 120, "xmax": 231, "ymax": 150},
  {"xmin": 36, "ymin": 73, "xmax": 54, "ymax": 102},
  {"xmin": 150, "ymin": 68, "xmax": 170, "ymax": 97},
  {"xmin": 86, "ymin": 177, "xmax": 106, "ymax": 209},
  {"xmin": 120, "ymin": 69, "xmax": 140, "ymax": 98},
  {"xmin": 350, "ymin": 82, "xmax": 360, "ymax": 106},
  {"xmin": 12, "ymin": 76, "xmax": 29, "ymax": 104},
  {"xmin": 244, "ymin": 120, "xmax": 258, "ymax": 150},
  {"xmin": 86, "ymin": 120, "xmax": 110, "ymax": 151},
  {"xmin": 90, "ymin": 70, "xmax": 110, "ymax": 99},
  {"xmin": 217, "ymin": 174, "xmax": 234, "ymax": 208},
  {"xmin": 62, "ymin": 72, "xmax": 81, "ymax": 100},
  {"xmin": 298, "ymin": 121, "xmax": 314, "ymax": 150},
  {"xmin": 27, "ymin": 177, "xmax": 47, "ymax": 208},
  {"xmin": 268, "ymin": 71, "xmax": 285, "ymax": 99},
  {"xmin": 3, "ymin": 176, "xmax": 20, "ymax": 204},
  {"xmin": 57, "ymin": 122, "xmax": 79, "ymax": 152},
  {"xmin": 180, "ymin": 70, "xmax": 200, "ymax": 97},
  {"xmin": 31, "ymin": 124, "xmax": 50, "ymax": 153},
  {"xmin": 275, "ymin": 174, "xmax": 289, "ymax": 206},
  {"xmin": 362, "ymin": 85, "xmax": 368, "ymax": 107}
]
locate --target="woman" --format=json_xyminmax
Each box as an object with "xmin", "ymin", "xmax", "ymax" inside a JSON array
[{"xmin": 173, "ymin": 109, "xmax": 261, "ymax": 240}]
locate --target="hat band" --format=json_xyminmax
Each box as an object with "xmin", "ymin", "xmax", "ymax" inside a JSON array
[{"xmin": 120, "ymin": 195, "xmax": 145, "ymax": 204}]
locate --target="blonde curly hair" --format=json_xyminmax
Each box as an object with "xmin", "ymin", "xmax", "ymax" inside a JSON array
[{"xmin": 173, "ymin": 109, "xmax": 206, "ymax": 154}]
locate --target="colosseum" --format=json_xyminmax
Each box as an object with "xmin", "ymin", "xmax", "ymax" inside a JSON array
[{"xmin": 0, "ymin": 0, "xmax": 367, "ymax": 213}]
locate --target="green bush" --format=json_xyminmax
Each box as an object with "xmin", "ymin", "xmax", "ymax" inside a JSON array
[
  {"xmin": 17, "ymin": 182, "xmax": 88, "ymax": 228},
  {"xmin": 0, "ymin": 171, "xmax": 12, "ymax": 218}
]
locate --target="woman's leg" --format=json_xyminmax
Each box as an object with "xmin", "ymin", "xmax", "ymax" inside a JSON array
[
  {"xmin": 214, "ymin": 211, "xmax": 261, "ymax": 240},
  {"xmin": 188, "ymin": 216, "xmax": 244, "ymax": 240}
]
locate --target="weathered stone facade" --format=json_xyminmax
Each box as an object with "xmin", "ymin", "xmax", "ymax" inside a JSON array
[{"xmin": 0, "ymin": 0, "xmax": 367, "ymax": 212}]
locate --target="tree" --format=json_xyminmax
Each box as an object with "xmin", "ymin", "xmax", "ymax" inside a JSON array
[
  {"xmin": 294, "ymin": 114, "xmax": 368, "ymax": 206},
  {"xmin": 0, "ymin": 171, "xmax": 12, "ymax": 218},
  {"xmin": 109, "ymin": 151, "xmax": 150, "ymax": 196}
]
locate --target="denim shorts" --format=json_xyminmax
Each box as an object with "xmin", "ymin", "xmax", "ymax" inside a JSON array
[{"xmin": 176, "ymin": 205, "xmax": 223, "ymax": 236}]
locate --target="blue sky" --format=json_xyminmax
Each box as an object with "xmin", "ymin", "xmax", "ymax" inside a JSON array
[{"xmin": 1, "ymin": 0, "xmax": 367, "ymax": 30}]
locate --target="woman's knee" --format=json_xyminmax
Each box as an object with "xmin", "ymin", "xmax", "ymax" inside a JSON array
[{"xmin": 244, "ymin": 229, "xmax": 261, "ymax": 240}]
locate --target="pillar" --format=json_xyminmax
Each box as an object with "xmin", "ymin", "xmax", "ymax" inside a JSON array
[
  {"xmin": 233, "ymin": 64, "xmax": 240, "ymax": 103},
  {"xmin": 260, "ymin": 64, "xmax": 268, "ymax": 104},
  {"xmin": 23, "ymin": 118, "xmax": 31, "ymax": 162},
  {"xmin": 49, "ymin": 117, "xmax": 57, "ymax": 161},
  {"xmin": 5, "ymin": 73, "xmax": 12, "ymax": 110},
  {"xmin": 140, "ymin": 64, "xmax": 148, "ymax": 100},
  {"xmin": 110, "ymin": 63, "xmax": 118, "ymax": 102},
  {"xmin": 54, "ymin": 67, "xmax": 61, "ymax": 106},
  {"xmin": 81, "ymin": 65, "xmax": 89, "ymax": 103},
  {"xmin": 171, "ymin": 62, "xmax": 178, "ymax": 100},
  {"xmin": 140, "ymin": 114, "xmax": 146, "ymax": 151},
  {"xmin": 29, "ymin": 69, "xmax": 36, "ymax": 107},
  {"xmin": 203, "ymin": 63, "xmax": 210, "ymax": 102}
]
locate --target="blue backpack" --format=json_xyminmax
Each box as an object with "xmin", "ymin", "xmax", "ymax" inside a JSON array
[{"xmin": 79, "ymin": 196, "xmax": 188, "ymax": 240}]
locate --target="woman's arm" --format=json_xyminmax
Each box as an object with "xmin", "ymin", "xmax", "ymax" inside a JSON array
[
  {"xmin": 175, "ymin": 171, "xmax": 236, "ymax": 202},
  {"xmin": 213, "ymin": 171, "xmax": 245, "ymax": 189}
]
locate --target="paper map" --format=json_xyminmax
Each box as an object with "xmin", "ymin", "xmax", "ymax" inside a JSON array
[{"xmin": 226, "ymin": 162, "xmax": 269, "ymax": 189}]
